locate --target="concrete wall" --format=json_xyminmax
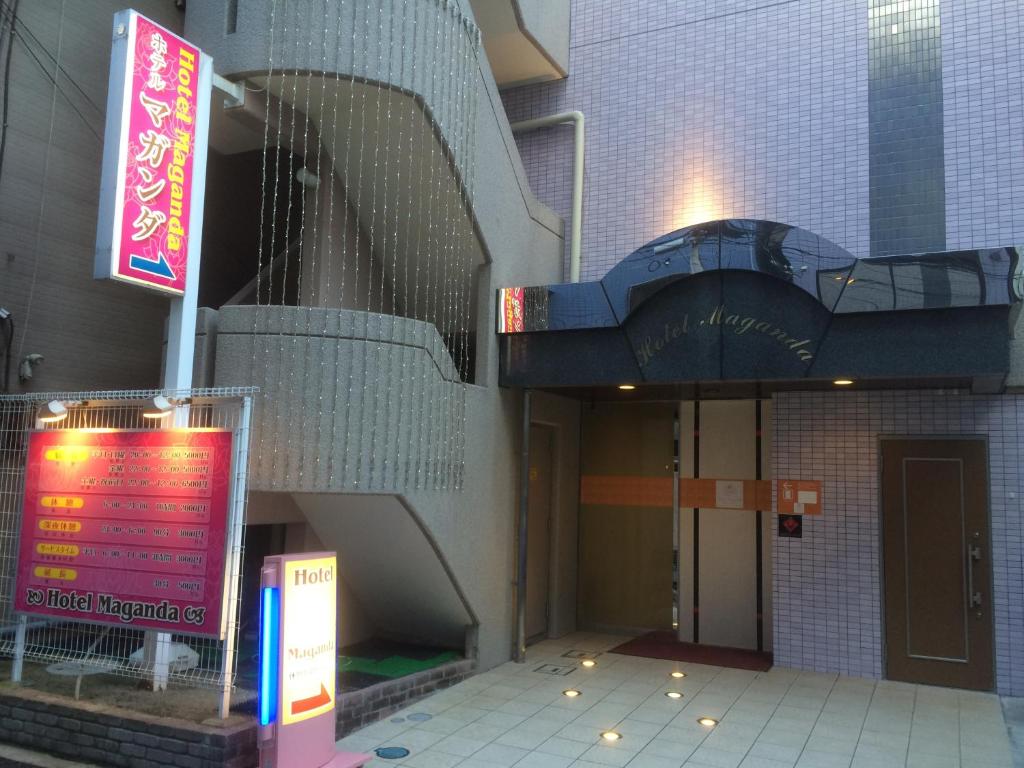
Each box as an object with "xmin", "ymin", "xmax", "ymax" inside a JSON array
[
  {"xmin": 514, "ymin": 0, "xmax": 571, "ymax": 78},
  {"xmin": 0, "ymin": 0, "xmax": 181, "ymax": 394},
  {"xmin": 187, "ymin": 0, "xmax": 580, "ymax": 670}
]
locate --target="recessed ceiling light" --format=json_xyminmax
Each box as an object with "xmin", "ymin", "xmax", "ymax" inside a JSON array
[
  {"xmin": 833, "ymin": 379, "xmax": 854, "ymax": 386},
  {"xmin": 665, "ymin": 691, "xmax": 683, "ymax": 699},
  {"xmin": 670, "ymin": 671, "xmax": 686, "ymax": 679},
  {"xmin": 618, "ymin": 384, "xmax": 636, "ymax": 391},
  {"xmin": 600, "ymin": 731, "xmax": 621, "ymax": 742},
  {"xmin": 563, "ymin": 689, "xmax": 581, "ymax": 698},
  {"xmin": 697, "ymin": 717, "xmax": 718, "ymax": 727},
  {"xmin": 581, "ymin": 659, "xmax": 597, "ymax": 668}
]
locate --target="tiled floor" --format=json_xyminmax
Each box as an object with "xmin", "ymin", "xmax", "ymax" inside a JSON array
[{"xmin": 337, "ymin": 633, "xmax": 1016, "ymax": 768}]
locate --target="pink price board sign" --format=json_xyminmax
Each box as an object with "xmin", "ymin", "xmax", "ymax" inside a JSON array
[
  {"xmin": 94, "ymin": 11, "xmax": 205, "ymax": 295},
  {"xmin": 14, "ymin": 430, "xmax": 233, "ymax": 637}
]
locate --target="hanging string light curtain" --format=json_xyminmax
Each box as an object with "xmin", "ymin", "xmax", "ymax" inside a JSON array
[{"xmin": 250, "ymin": 0, "xmax": 481, "ymax": 493}]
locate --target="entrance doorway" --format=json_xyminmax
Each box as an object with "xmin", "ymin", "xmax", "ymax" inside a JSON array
[
  {"xmin": 525, "ymin": 424, "xmax": 554, "ymax": 642},
  {"xmin": 881, "ymin": 438, "xmax": 994, "ymax": 690},
  {"xmin": 577, "ymin": 401, "xmax": 770, "ymax": 649}
]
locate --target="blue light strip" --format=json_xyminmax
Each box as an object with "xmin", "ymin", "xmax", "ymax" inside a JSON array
[{"xmin": 259, "ymin": 586, "xmax": 280, "ymax": 726}]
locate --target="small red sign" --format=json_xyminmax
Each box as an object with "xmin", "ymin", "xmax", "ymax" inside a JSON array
[
  {"xmin": 778, "ymin": 514, "xmax": 802, "ymax": 538},
  {"xmin": 14, "ymin": 429, "xmax": 233, "ymax": 636},
  {"xmin": 498, "ymin": 287, "xmax": 525, "ymax": 333}
]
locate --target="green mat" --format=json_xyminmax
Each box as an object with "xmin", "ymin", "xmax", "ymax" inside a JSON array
[{"xmin": 338, "ymin": 651, "xmax": 458, "ymax": 679}]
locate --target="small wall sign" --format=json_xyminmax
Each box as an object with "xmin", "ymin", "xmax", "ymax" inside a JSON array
[
  {"xmin": 778, "ymin": 514, "xmax": 803, "ymax": 538},
  {"xmin": 777, "ymin": 480, "xmax": 822, "ymax": 515}
]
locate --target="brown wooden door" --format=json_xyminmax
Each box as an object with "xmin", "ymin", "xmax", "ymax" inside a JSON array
[{"xmin": 881, "ymin": 438, "xmax": 993, "ymax": 690}]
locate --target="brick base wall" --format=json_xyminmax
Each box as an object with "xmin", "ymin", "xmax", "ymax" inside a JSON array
[
  {"xmin": 0, "ymin": 658, "xmax": 476, "ymax": 766},
  {"xmin": 0, "ymin": 686, "xmax": 256, "ymax": 768},
  {"xmin": 337, "ymin": 658, "xmax": 475, "ymax": 737}
]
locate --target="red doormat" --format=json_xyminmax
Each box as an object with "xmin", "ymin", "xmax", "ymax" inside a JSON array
[{"xmin": 610, "ymin": 631, "xmax": 773, "ymax": 671}]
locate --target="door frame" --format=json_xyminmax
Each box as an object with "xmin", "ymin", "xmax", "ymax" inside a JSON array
[
  {"xmin": 877, "ymin": 434, "xmax": 996, "ymax": 689},
  {"xmin": 527, "ymin": 418, "xmax": 568, "ymax": 643},
  {"xmin": 525, "ymin": 422, "xmax": 556, "ymax": 644}
]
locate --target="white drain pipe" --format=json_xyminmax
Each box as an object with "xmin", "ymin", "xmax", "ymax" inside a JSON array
[{"xmin": 510, "ymin": 111, "xmax": 585, "ymax": 283}]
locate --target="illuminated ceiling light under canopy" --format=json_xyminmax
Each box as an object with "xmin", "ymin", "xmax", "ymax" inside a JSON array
[
  {"xmin": 833, "ymin": 379, "xmax": 854, "ymax": 386},
  {"xmin": 618, "ymin": 384, "xmax": 636, "ymax": 391}
]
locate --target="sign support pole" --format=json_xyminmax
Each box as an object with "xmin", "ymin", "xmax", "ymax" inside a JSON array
[
  {"xmin": 143, "ymin": 47, "xmax": 213, "ymax": 694},
  {"xmin": 13, "ymin": 411, "xmax": 47, "ymax": 683}
]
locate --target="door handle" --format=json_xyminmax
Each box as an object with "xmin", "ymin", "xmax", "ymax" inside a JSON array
[{"xmin": 967, "ymin": 543, "xmax": 982, "ymax": 609}]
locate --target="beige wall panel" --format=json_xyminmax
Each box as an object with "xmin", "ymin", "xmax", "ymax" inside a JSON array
[
  {"xmin": 580, "ymin": 402, "xmax": 674, "ymax": 632},
  {"xmin": 761, "ymin": 400, "xmax": 773, "ymax": 652},
  {"xmin": 578, "ymin": 504, "xmax": 672, "ymax": 631},
  {"xmin": 696, "ymin": 400, "xmax": 758, "ymax": 650}
]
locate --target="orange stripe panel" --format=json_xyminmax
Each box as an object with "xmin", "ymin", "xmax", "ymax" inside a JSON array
[{"xmin": 581, "ymin": 476, "xmax": 772, "ymax": 511}]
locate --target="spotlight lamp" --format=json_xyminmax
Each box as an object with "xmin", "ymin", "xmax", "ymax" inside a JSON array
[
  {"xmin": 142, "ymin": 395, "xmax": 177, "ymax": 419},
  {"xmin": 36, "ymin": 400, "xmax": 68, "ymax": 424}
]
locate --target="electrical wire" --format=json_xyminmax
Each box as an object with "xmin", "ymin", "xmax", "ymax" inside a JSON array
[
  {"xmin": 0, "ymin": 1, "xmax": 101, "ymax": 141},
  {"xmin": 0, "ymin": 0, "xmax": 102, "ymax": 117},
  {"xmin": 0, "ymin": 0, "xmax": 18, "ymax": 188},
  {"xmin": 1, "ymin": 315, "xmax": 13, "ymax": 393}
]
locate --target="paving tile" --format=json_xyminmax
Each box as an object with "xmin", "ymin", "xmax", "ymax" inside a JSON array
[
  {"xmin": 625, "ymin": 754, "xmax": 684, "ymax": 768},
  {"xmin": 747, "ymin": 742, "xmax": 802, "ymax": 764},
  {"xmin": 516, "ymin": 752, "xmax": 576, "ymax": 768},
  {"xmin": 432, "ymin": 734, "xmax": 488, "ymax": 757},
  {"xmin": 338, "ymin": 636, "xmax": 1020, "ymax": 768},
  {"xmin": 686, "ymin": 746, "xmax": 744, "ymax": 768},
  {"xmin": 794, "ymin": 750, "xmax": 853, "ymax": 768},
  {"xmin": 537, "ymin": 737, "xmax": 593, "ymax": 760},
  {"xmin": 471, "ymin": 742, "xmax": 531, "ymax": 767},
  {"xmin": 496, "ymin": 727, "xmax": 552, "ymax": 750},
  {"xmin": 400, "ymin": 750, "xmax": 465, "ymax": 768},
  {"xmin": 580, "ymin": 744, "xmax": 641, "ymax": 767},
  {"xmin": 738, "ymin": 757, "xmax": 795, "ymax": 768}
]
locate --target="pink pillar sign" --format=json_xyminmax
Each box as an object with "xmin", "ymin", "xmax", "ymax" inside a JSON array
[{"xmin": 259, "ymin": 553, "xmax": 370, "ymax": 768}]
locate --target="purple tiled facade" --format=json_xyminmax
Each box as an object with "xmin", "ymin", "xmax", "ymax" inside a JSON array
[
  {"xmin": 503, "ymin": 0, "xmax": 1024, "ymax": 276},
  {"xmin": 503, "ymin": 1, "xmax": 1024, "ymax": 695},
  {"xmin": 772, "ymin": 391, "xmax": 1024, "ymax": 696}
]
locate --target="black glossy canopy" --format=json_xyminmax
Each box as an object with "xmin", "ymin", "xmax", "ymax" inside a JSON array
[{"xmin": 498, "ymin": 220, "xmax": 1022, "ymax": 391}]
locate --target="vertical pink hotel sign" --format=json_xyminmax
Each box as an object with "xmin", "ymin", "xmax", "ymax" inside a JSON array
[{"xmin": 94, "ymin": 11, "xmax": 203, "ymax": 295}]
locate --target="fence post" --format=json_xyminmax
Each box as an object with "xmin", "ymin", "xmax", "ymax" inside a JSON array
[{"xmin": 218, "ymin": 395, "xmax": 252, "ymax": 718}]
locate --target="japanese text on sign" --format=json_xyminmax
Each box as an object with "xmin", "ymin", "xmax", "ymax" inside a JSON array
[
  {"xmin": 14, "ymin": 430, "xmax": 233, "ymax": 636},
  {"xmin": 95, "ymin": 12, "xmax": 202, "ymax": 294}
]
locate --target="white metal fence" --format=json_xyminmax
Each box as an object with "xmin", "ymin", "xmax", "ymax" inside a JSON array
[{"xmin": 0, "ymin": 387, "xmax": 254, "ymax": 714}]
